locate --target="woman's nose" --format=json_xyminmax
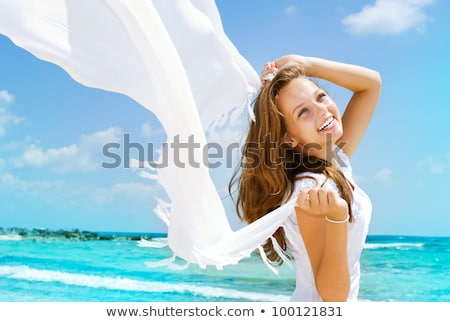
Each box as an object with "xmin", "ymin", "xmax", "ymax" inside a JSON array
[{"xmin": 314, "ymin": 101, "xmax": 328, "ymax": 117}]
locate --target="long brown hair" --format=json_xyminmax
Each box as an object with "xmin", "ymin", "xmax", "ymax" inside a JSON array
[{"xmin": 229, "ymin": 64, "xmax": 353, "ymax": 264}]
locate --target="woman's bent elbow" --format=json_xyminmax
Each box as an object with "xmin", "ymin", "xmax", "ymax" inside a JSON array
[{"xmin": 316, "ymin": 278, "xmax": 350, "ymax": 302}]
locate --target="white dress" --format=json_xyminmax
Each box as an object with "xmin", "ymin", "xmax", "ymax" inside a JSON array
[{"xmin": 283, "ymin": 148, "xmax": 372, "ymax": 301}]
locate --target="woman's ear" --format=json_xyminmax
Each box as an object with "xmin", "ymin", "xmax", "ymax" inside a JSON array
[{"xmin": 283, "ymin": 134, "xmax": 299, "ymax": 149}]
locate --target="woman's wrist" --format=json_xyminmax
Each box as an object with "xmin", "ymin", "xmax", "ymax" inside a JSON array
[
  {"xmin": 275, "ymin": 55, "xmax": 311, "ymax": 74},
  {"xmin": 325, "ymin": 208, "xmax": 349, "ymax": 223},
  {"xmin": 325, "ymin": 214, "xmax": 350, "ymax": 224}
]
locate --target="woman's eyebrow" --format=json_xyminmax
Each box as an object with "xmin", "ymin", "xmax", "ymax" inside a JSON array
[{"xmin": 292, "ymin": 103, "xmax": 305, "ymax": 116}]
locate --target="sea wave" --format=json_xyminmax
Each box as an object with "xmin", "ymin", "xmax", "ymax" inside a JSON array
[
  {"xmin": 0, "ymin": 265, "xmax": 289, "ymax": 302},
  {"xmin": 0, "ymin": 235, "xmax": 22, "ymax": 241},
  {"xmin": 364, "ymin": 242, "xmax": 425, "ymax": 249}
]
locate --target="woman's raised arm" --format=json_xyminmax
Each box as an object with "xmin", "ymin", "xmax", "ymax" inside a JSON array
[{"xmin": 271, "ymin": 55, "xmax": 382, "ymax": 157}]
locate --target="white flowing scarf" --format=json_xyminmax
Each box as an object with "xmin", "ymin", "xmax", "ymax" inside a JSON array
[{"xmin": 0, "ymin": 0, "xmax": 296, "ymax": 271}]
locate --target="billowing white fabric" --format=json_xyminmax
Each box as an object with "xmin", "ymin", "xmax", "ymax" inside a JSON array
[{"xmin": 0, "ymin": 0, "xmax": 298, "ymax": 268}]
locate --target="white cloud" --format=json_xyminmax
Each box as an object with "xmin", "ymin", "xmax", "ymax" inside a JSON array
[
  {"xmin": 82, "ymin": 181, "xmax": 158, "ymax": 205},
  {"xmin": 0, "ymin": 173, "xmax": 157, "ymax": 207},
  {"xmin": 342, "ymin": 0, "xmax": 435, "ymax": 35},
  {"xmin": 0, "ymin": 90, "xmax": 14, "ymax": 104},
  {"xmin": 1, "ymin": 173, "xmax": 65, "ymax": 200},
  {"xmin": 0, "ymin": 107, "xmax": 23, "ymax": 137},
  {"xmin": 374, "ymin": 168, "xmax": 392, "ymax": 184},
  {"xmin": 140, "ymin": 122, "xmax": 166, "ymax": 138},
  {"xmin": 283, "ymin": 5, "xmax": 298, "ymax": 16},
  {"xmin": 0, "ymin": 90, "xmax": 23, "ymax": 137},
  {"xmin": 418, "ymin": 154, "xmax": 449, "ymax": 174},
  {"xmin": 140, "ymin": 122, "xmax": 153, "ymax": 137},
  {"xmin": 430, "ymin": 165, "xmax": 444, "ymax": 174},
  {"xmin": 12, "ymin": 127, "xmax": 122, "ymax": 173},
  {"xmin": 111, "ymin": 181, "xmax": 157, "ymax": 196}
]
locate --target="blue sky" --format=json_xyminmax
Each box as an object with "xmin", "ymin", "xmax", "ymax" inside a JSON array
[{"xmin": 0, "ymin": 0, "xmax": 449, "ymax": 236}]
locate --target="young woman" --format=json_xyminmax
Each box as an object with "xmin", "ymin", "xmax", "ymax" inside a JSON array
[{"xmin": 230, "ymin": 55, "xmax": 381, "ymax": 301}]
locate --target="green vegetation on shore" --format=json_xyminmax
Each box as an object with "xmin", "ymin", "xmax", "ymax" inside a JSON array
[{"xmin": 0, "ymin": 227, "xmax": 155, "ymax": 241}]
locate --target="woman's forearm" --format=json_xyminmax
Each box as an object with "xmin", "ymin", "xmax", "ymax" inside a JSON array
[
  {"xmin": 294, "ymin": 55, "xmax": 381, "ymax": 93},
  {"xmin": 315, "ymin": 219, "xmax": 350, "ymax": 302}
]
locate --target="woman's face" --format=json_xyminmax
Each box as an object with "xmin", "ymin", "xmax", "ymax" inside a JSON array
[{"xmin": 277, "ymin": 77, "xmax": 343, "ymax": 158}]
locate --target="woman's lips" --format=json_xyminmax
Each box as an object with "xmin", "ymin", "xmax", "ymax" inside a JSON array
[{"xmin": 318, "ymin": 116, "xmax": 336, "ymax": 132}]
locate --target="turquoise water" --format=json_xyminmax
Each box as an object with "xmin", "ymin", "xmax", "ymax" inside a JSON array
[
  {"xmin": 360, "ymin": 236, "xmax": 450, "ymax": 302},
  {"xmin": 0, "ymin": 235, "xmax": 449, "ymax": 302}
]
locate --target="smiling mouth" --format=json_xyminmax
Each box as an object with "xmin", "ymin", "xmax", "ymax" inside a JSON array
[{"xmin": 318, "ymin": 116, "xmax": 336, "ymax": 132}]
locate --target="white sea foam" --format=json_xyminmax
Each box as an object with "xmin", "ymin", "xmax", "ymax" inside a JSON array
[
  {"xmin": 0, "ymin": 234, "xmax": 22, "ymax": 241},
  {"xmin": 137, "ymin": 238, "xmax": 168, "ymax": 248},
  {"xmin": 0, "ymin": 265, "xmax": 289, "ymax": 301},
  {"xmin": 364, "ymin": 242, "xmax": 424, "ymax": 249}
]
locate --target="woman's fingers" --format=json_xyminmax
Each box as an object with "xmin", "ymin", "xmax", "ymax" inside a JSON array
[
  {"xmin": 296, "ymin": 189, "xmax": 311, "ymax": 207},
  {"xmin": 261, "ymin": 61, "xmax": 278, "ymax": 85},
  {"xmin": 318, "ymin": 188, "xmax": 328, "ymax": 206},
  {"xmin": 261, "ymin": 55, "xmax": 308, "ymax": 84},
  {"xmin": 264, "ymin": 61, "xmax": 276, "ymax": 69},
  {"xmin": 327, "ymin": 189, "xmax": 338, "ymax": 208},
  {"xmin": 296, "ymin": 188, "xmax": 348, "ymax": 217}
]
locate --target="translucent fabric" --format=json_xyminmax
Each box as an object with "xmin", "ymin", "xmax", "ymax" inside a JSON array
[{"xmin": 0, "ymin": 0, "xmax": 292, "ymax": 268}]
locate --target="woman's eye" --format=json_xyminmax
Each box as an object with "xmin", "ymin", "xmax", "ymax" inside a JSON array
[
  {"xmin": 318, "ymin": 92, "xmax": 327, "ymax": 100},
  {"xmin": 298, "ymin": 108, "xmax": 307, "ymax": 117}
]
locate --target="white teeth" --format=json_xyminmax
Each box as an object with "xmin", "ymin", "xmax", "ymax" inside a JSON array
[{"xmin": 319, "ymin": 117, "xmax": 334, "ymax": 131}]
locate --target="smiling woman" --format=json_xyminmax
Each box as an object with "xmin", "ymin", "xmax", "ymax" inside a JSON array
[{"xmin": 230, "ymin": 55, "xmax": 381, "ymax": 301}]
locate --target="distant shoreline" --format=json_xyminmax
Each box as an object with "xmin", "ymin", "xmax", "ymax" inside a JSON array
[
  {"xmin": 1, "ymin": 227, "xmax": 447, "ymax": 241},
  {"xmin": 0, "ymin": 227, "xmax": 167, "ymax": 241}
]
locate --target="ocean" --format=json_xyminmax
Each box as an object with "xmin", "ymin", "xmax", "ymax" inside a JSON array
[{"xmin": 0, "ymin": 233, "xmax": 449, "ymax": 302}]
